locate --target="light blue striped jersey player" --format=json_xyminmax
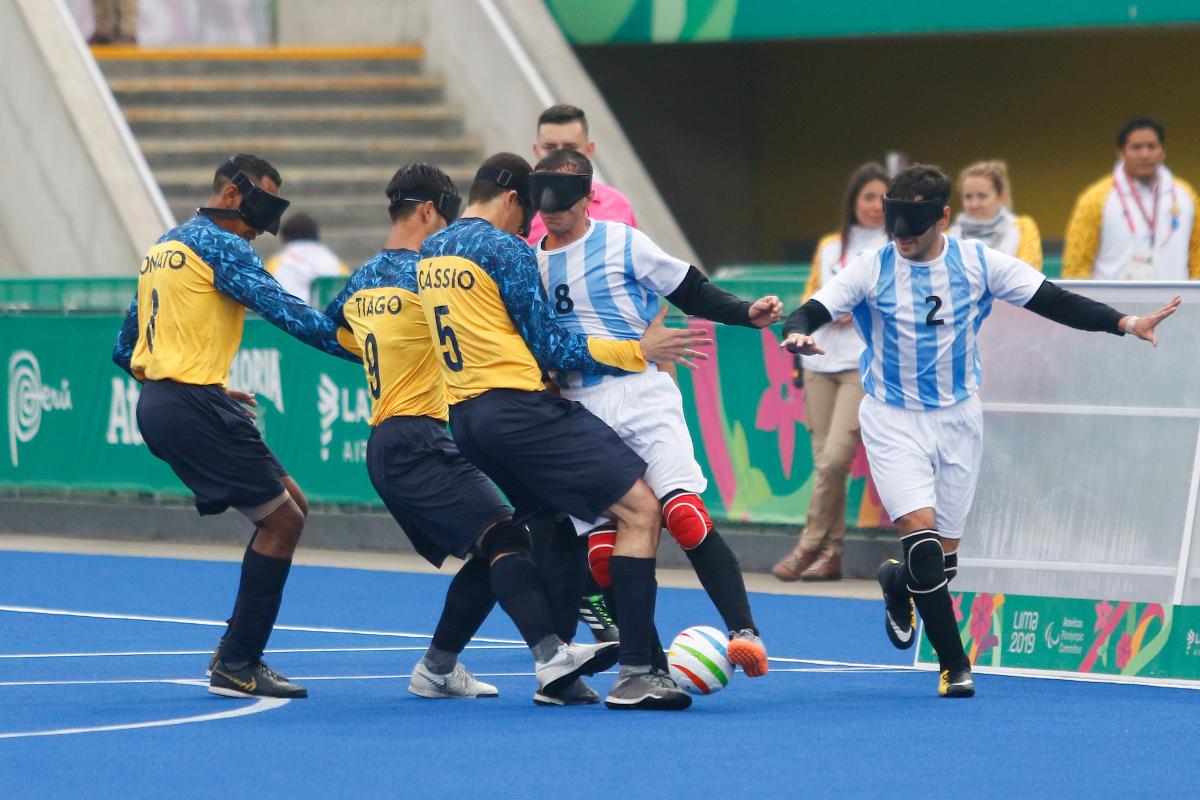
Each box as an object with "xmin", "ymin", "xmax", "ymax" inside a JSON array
[
  {"xmin": 810, "ymin": 235, "xmax": 1045, "ymax": 411},
  {"xmin": 535, "ymin": 219, "xmax": 690, "ymax": 389}
]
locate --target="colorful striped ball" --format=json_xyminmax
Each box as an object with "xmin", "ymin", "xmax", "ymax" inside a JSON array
[{"xmin": 668, "ymin": 626, "xmax": 733, "ymax": 695}]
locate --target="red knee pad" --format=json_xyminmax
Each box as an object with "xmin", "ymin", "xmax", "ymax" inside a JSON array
[
  {"xmin": 663, "ymin": 492, "xmax": 712, "ymax": 551},
  {"xmin": 587, "ymin": 528, "xmax": 617, "ymax": 589}
]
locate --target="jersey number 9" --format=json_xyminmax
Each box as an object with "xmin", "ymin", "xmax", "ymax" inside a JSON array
[
  {"xmin": 434, "ymin": 305, "xmax": 464, "ymax": 372},
  {"xmin": 364, "ymin": 333, "xmax": 382, "ymax": 399}
]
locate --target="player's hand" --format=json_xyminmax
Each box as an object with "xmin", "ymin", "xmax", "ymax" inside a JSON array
[
  {"xmin": 640, "ymin": 306, "xmax": 713, "ymax": 370},
  {"xmin": 1125, "ymin": 295, "xmax": 1182, "ymax": 347},
  {"xmin": 227, "ymin": 389, "xmax": 258, "ymax": 419},
  {"xmin": 779, "ymin": 332, "xmax": 825, "ymax": 356},
  {"xmin": 748, "ymin": 295, "xmax": 784, "ymax": 328}
]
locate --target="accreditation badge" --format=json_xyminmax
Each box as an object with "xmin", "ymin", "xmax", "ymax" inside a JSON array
[{"xmin": 1127, "ymin": 240, "xmax": 1155, "ymax": 280}]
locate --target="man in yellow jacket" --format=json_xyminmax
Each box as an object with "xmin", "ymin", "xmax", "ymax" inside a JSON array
[{"xmin": 1064, "ymin": 116, "xmax": 1200, "ymax": 280}]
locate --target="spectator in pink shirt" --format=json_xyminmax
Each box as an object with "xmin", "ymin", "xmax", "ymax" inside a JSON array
[{"xmin": 526, "ymin": 104, "xmax": 637, "ymax": 246}]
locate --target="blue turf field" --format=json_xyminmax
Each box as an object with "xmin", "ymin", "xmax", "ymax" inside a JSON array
[{"xmin": 1, "ymin": 549, "xmax": 1198, "ymax": 799}]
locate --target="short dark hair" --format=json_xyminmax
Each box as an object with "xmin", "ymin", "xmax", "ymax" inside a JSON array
[
  {"xmin": 385, "ymin": 163, "xmax": 458, "ymax": 222},
  {"xmin": 535, "ymin": 149, "xmax": 592, "ymax": 175},
  {"xmin": 1117, "ymin": 116, "xmax": 1165, "ymax": 148},
  {"xmin": 887, "ymin": 164, "xmax": 951, "ymax": 206},
  {"xmin": 468, "ymin": 152, "xmax": 532, "ymax": 205},
  {"xmin": 213, "ymin": 153, "xmax": 282, "ymax": 192},
  {"xmin": 280, "ymin": 212, "xmax": 318, "ymax": 243},
  {"xmin": 537, "ymin": 104, "xmax": 588, "ymax": 136}
]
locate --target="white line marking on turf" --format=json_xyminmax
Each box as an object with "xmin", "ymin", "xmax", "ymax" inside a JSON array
[
  {"xmin": 0, "ymin": 645, "xmax": 527, "ymax": 660},
  {"xmin": 0, "ymin": 605, "xmax": 524, "ymax": 645},
  {"xmin": 0, "ymin": 691, "xmax": 287, "ymax": 739}
]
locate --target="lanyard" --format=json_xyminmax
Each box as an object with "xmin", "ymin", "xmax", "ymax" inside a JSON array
[{"xmin": 1114, "ymin": 166, "xmax": 1178, "ymax": 247}]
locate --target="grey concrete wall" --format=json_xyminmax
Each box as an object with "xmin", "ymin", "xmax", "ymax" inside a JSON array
[
  {"xmin": 276, "ymin": 0, "xmax": 700, "ymax": 266},
  {"xmin": 0, "ymin": 497, "xmax": 899, "ymax": 578},
  {"xmin": 0, "ymin": 0, "xmax": 172, "ymax": 276}
]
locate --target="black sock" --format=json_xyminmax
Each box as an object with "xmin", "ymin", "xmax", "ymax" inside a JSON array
[
  {"xmin": 530, "ymin": 515, "xmax": 587, "ymax": 643},
  {"xmin": 684, "ymin": 530, "xmax": 756, "ymax": 633},
  {"xmin": 489, "ymin": 552, "xmax": 556, "ymax": 649},
  {"xmin": 431, "ymin": 556, "xmax": 495, "ymax": 654},
  {"xmin": 913, "ymin": 585, "xmax": 969, "ymax": 671},
  {"xmin": 601, "ymin": 586, "xmax": 665, "ymax": 671},
  {"xmin": 221, "ymin": 544, "xmax": 292, "ymax": 665},
  {"xmin": 610, "ymin": 556, "xmax": 658, "ymax": 668}
]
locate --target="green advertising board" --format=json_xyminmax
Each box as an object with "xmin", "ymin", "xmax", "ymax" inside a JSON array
[
  {"xmin": 917, "ymin": 590, "xmax": 1200, "ymax": 683},
  {"xmin": 0, "ymin": 313, "xmax": 893, "ymax": 528},
  {"xmin": 545, "ymin": 0, "xmax": 1200, "ymax": 44}
]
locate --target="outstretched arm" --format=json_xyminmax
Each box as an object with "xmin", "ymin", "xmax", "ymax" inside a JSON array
[
  {"xmin": 214, "ymin": 240, "xmax": 360, "ymax": 363},
  {"xmin": 1024, "ymin": 282, "xmax": 1181, "ymax": 346},
  {"xmin": 665, "ymin": 266, "xmax": 782, "ymax": 328},
  {"xmin": 112, "ymin": 295, "xmax": 139, "ymax": 378},
  {"xmin": 322, "ymin": 280, "xmax": 364, "ymax": 357}
]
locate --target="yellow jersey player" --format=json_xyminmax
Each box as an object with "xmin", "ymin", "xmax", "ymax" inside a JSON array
[
  {"xmin": 112, "ymin": 154, "xmax": 358, "ymax": 699},
  {"xmin": 418, "ymin": 153, "xmax": 709, "ymax": 711},
  {"xmin": 324, "ymin": 163, "xmax": 619, "ymax": 704}
]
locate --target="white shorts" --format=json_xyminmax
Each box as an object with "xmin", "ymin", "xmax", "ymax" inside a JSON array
[
  {"xmin": 562, "ymin": 369, "xmax": 708, "ymax": 535},
  {"xmin": 857, "ymin": 393, "xmax": 983, "ymax": 539}
]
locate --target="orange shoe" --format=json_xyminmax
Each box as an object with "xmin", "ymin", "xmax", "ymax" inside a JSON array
[{"xmin": 727, "ymin": 629, "xmax": 769, "ymax": 677}]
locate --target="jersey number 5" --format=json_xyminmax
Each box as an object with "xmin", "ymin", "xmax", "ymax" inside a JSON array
[
  {"xmin": 364, "ymin": 333, "xmax": 382, "ymax": 399},
  {"xmin": 925, "ymin": 295, "xmax": 945, "ymax": 326},
  {"xmin": 434, "ymin": 305, "xmax": 464, "ymax": 372}
]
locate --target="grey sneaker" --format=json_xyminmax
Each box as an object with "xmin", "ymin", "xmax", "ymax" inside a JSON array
[
  {"xmin": 409, "ymin": 661, "xmax": 499, "ymax": 699},
  {"xmin": 535, "ymin": 641, "xmax": 620, "ymax": 696},
  {"xmin": 533, "ymin": 677, "xmax": 600, "ymax": 706},
  {"xmin": 604, "ymin": 670, "xmax": 692, "ymax": 711}
]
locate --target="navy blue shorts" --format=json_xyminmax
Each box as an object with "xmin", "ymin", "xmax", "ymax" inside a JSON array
[
  {"xmin": 449, "ymin": 389, "xmax": 647, "ymax": 525},
  {"xmin": 136, "ymin": 380, "xmax": 286, "ymax": 518},
  {"xmin": 367, "ymin": 416, "xmax": 512, "ymax": 567}
]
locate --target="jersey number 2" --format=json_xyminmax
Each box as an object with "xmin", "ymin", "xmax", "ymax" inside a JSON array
[
  {"xmin": 434, "ymin": 305, "xmax": 464, "ymax": 372},
  {"xmin": 925, "ymin": 295, "xmax": 945, "ymax": 326}
]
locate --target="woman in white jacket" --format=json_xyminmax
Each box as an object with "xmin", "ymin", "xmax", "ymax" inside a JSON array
[
  {"xmin": 948, "ymin": 160, "xmax": 1043, "ymax": 270},
  {"xmin": 773, "ymin": 162, "xmax": 888, "ymax": 582}
]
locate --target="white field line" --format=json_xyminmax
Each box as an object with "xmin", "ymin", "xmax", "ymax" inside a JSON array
[
  {"xmin": 0, "ymin": 645, "xmax": 526, "ymax": 660},
  {"xmin": 0, "ymin": 604, "xmax": 524, "ymax": 644},
  {"xmin": 0, "ymin": 690, "xmax": 287, "ymax": 739}
]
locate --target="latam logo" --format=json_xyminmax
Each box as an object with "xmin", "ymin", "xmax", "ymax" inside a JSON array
[{"xmin": 7, "ymin": 350, "xmax": 72, "ymax": 467}]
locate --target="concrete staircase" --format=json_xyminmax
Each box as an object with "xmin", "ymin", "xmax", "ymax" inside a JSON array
[{"xmin": 93, "ymin": 46, "xmax": 483, "ymax": 268}]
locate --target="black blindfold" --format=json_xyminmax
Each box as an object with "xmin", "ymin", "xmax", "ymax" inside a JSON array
[
  {"xmin": 883, "ymin": 197, "xmax": 945, "ymax": 238},
  {"xmin": 475, "ymin": 165, "xmax": 534, "ymax": 237},
  {"xmin": 388, "ymin": 187, "xmax": 462, "ymax": 224},
  {"xmin": 199, "ymin": 171, "xmax": 290, "ymax": 236},
  {"xmin": 528, "ymin": 171, "xmax": 592, "ymax": 213}
]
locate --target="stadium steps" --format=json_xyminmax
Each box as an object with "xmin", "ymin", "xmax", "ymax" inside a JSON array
[{"xmin": 94, "ymin": 45, "xmax": 484, "ymax": 268}]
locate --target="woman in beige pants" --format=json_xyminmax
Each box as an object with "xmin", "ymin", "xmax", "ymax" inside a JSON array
[{"xmin": 773, "ymin": 163, "xmax": 888, "ymax": 581}]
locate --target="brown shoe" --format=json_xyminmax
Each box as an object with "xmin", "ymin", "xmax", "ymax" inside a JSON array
[
  {"xmin": 772, "ymin": 548, "xmax": 818, "ymax": 581},
  {"xmin": 800, "ymin": 553, "xmax": 842, "ymax": 582}
]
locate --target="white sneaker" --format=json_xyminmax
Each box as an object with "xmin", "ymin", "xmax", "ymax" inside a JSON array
[
  {"xmin": 408, "ymin": 661, "xmax": 499, "ymax": 699},
  {"xmin": 535, "ymin": 640, "xmax": 620, "ymax": 696}
]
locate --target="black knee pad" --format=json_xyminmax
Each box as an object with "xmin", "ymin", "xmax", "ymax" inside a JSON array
[
  {"xmin": 480, "ymin": 521, "xmax": 532, "ymax": 562},
  {"xmin": 902, "ymin": 529, "xmax": 947, "ymax": 594},
  {"xmin": 944, "ymin": 551, "xmax": 959, "ymax": 583}
]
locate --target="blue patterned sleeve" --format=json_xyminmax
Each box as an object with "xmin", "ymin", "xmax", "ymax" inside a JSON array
[
  {"xmin": 112, "ymin": 295, "xmax": 139, "ymax": 377},
  {"xmin": 488, "ymin": 236, "xmax": 632, "ymax": 375},
  {"xmin": 323, "ymin": 279, "xmax": 354, "ymax": 329},
  {"xmin": 212, "ymin": 238, "xmax": 360, "ymax": 363}
]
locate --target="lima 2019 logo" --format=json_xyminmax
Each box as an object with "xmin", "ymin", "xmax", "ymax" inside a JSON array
[{"xmin": 8, "ymin": 350, "xmax": 72, "ymax": 467}]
